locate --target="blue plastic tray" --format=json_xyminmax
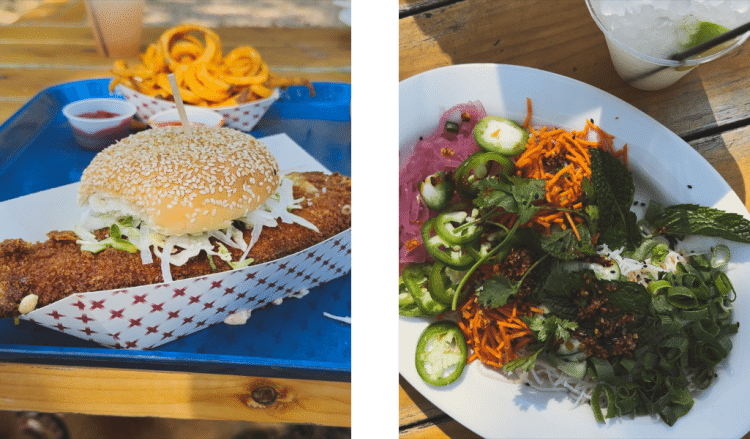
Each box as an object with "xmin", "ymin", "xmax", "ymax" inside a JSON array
[{"xmin": 0, "ymin": 79, "xmax": 351, "ymax": 381}]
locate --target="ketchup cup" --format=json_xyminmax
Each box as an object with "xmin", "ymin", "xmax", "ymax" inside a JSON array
[{"xmin": 62, "ymin": 98, "xmax": 137, "ymax": 151}]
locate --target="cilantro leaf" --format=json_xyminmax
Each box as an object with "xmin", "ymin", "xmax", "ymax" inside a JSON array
[
  {"xmin": 475, "ymin": 274, "xmax": 517, "ymax": 308},
  {"xmin": 474, "ymin": 177, "xmax": 515, "ymax": 212},
  {"xmin": 475, "ymin": 175, "xmax": 546, "ymax": 224},
  {"xmin": 509, "ymin": 176, "xmax": 547, "ymax": 224},
  {"xmin": 475, "ymin": 253, "xmax": 550, "ymax": 308},
  {"xmin": 503, "ymin": 315, "xmax": 578, "ymax": 372},
  {"xmin": 528, "ymin": 314, "xmax": 577, "ymax": 343}
]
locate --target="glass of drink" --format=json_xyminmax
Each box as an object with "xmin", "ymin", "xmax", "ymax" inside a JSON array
[
  {"xmin": 585, "ymin": 0, "xmax": 750, "ymax": 90},
  {"xmin": 84, "ymin": 0, "xmax": 145, "ymax": 58}
]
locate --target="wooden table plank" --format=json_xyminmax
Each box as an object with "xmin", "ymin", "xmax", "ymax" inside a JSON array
[
  {"xmin": 399, "ymin": 0, "xmax": 453, "ymax": 14},
  {"xmin": 689, "ymin": 124, "xmax": 750, "ymax": 208},
  {"xmin": 400, "ymin": 419, "xmax": 481, "ymax": 439},
  {"xmin": 14, "ymin": 0, "xmax": 81, "ymax": 24},
  {"xmin": 1, "ymin": 27, "xmax": 351, "ymax": 69},
  {"xmin": 398, "ymin": 375, "xmax": 442, "ymax": 426},
  {"xmin": 399, "ymin": 375, "xmax": 480, "ymax": 438},
  {"xmin": 399, "ymin": 0, "xmax": 750, "ymax": 139},
  {"xmin": 44, "ymin": 0, "xmax": 87, "ymax": 24},
  {"xmin": 0, "ymin": 24, "xmax": 350, "ymax": 124},
  {"xmin": 0, "ymin": 362, "xmax": 350, "ymax": 426},
  {"xmin": 399, "ymin": 0, "xmax": 428, "ymax": 9}
]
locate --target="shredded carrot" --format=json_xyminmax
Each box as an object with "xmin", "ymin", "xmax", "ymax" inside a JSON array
[
  {"xmin": 457, "ymin": 102, "xmax": 630, "ymax": 370},
  {"xmin": 523, "ymin": 97, "xmax": 532, "ymax": 128},
  {"xmin": 459, "ymin": 296, "xmax": 543, "ymax": 367},
  {"xmin": 564, "ymin": 211, "xmax": 580, "ymax": 241},
  {"xmin": 513, "ymin": 101, "xmax": 628, "ymax": 240},
  {"xmin": 490, "ymin": 211, "xmax": 518, "ymax": 230}
]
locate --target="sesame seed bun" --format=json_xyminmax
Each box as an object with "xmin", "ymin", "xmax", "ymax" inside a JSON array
[{"xmin": 78, "ymin": 125, "xmax": 280, "ymax": 236}]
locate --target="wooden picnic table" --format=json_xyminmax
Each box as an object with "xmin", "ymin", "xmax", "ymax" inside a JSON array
[
  {"xmin": 400, "ymin": 0, "xmax": 750, "ymax": 437},
  {"xmin": 0, "ymin": 0, "xmax": 350, "ymax": 426},
  {"xmin": 0, "ymin": 0, "xmax": 351, "ymax": 124}
]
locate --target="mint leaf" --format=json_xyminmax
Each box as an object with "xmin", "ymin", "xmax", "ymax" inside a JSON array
[
  {"xmin": 652, "ymin": 203, "xmax": 750, "ymax": 243},
  {"xmin": 540, "ymin": 225, "xmax": 595, "ymax": 260},
  {"xmin": 590, "ymin": 148, "xmax": 642, "ymax": 250},
  {"xmin": 602, "ymin": 280, "xmax": 651, "ymax": 315}
]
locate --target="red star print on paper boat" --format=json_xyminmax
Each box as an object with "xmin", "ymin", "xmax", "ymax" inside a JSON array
[
  {"xmin": 21, "ymin": 230, "xmax": 351, "ymax": 350},
  {"xmin": 115, "ymin": 84, "xmax": 279, "ymax": 131}
]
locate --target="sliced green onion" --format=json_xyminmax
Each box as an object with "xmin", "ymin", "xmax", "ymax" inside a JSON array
[
  {"xmin": 444, "ymin": 121, "xmax": 460, "ymax": 134},
  {"xmin": 711, "ymin": 244, "xmax": 730, "ymax": 268},
  {"xmin": 647, "ymin": 279, "xmax": 672, "ymax": 295}
]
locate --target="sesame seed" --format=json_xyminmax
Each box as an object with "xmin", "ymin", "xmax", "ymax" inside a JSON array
[{"xmin": 78, "ymin": 126, "xmax": 280, "ymax": 235}]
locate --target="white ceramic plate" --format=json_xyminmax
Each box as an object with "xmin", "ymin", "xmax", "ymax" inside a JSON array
[{"xmin": 399, "ymin": 64, "xmax": 750, "ymax": 439}]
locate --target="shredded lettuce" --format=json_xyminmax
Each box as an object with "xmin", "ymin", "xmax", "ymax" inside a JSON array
[{"xmin": 75, "ymin": 177, "xmax": 316, "ymax": 282}]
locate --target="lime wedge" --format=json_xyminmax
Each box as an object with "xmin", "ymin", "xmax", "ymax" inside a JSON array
[{"xmin": 681, "ymin": 21, "xmax": 729, "ymax": 49}]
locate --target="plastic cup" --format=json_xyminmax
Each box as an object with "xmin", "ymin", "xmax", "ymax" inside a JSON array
[
  {"xmin": 148, "ymin": 107, "xmax": 225, "ymax": 129},
  {"xmin": 84, "ymin": 0, "xmax": 145, "ymax": 58},
  {"xmin": 62, "ymin": 98, "xmax": 137, "ymax": 151},
  {"xmin": 585, "ymin": 0, "xmax": 750, "ymax": 90}
]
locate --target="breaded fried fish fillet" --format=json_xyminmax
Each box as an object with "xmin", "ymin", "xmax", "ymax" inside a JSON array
[{"xmin": 0, "ymin": 172, "xmax": 351, "ymax": 318}]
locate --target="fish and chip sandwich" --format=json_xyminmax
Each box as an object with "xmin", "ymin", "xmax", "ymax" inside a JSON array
[{"xmin": 0, "ymin": 125, "xmax": 351, "ymax": 318}]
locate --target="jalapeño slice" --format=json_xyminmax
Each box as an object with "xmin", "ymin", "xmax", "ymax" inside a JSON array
[
  {"xmin": 415, "ymin": 320, "xmax": 468, "ymax": 386},
  {"xmin": 454, "ymin": 151, "xmax": 515, "ymax": 197}
]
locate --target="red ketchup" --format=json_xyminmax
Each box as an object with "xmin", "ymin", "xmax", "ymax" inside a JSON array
[
  {"xmin": 76, "ymin": 110, "xmax": 121, "ymax": 119},
  {"xmin": 71, "ymin": 110, "xmax": 131, "ymax": 151}
]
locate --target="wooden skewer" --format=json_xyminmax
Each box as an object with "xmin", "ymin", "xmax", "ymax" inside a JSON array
[{"xmin": 167, "ymin": 73, "xmax": 192, "ymax": 136}]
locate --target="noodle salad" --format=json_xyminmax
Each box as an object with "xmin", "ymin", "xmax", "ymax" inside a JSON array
[{"xmin": 398, "ymin": 100, "xmax": 750, "ymax": 426}]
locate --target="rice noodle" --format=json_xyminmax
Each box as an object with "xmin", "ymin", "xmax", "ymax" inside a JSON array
[
  {"xmin": 519, "ymin": 360, "xmax": 598, "ymax": 408},
  {"xmin": 597, "ymin": 243, "xmax": 687, "ymax": 287}
]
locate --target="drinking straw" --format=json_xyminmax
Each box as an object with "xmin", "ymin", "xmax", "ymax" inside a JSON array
[
  {"xmin": 626, "ymin": 21, "xmax": 750, "ymax": 84},
  {"xmin": 86, "ymin": 1, "xmax": 109, "ymax": 58},
  {"xmin": 672, "ymin": 21, "xmax": 750, "ymax": 61}
]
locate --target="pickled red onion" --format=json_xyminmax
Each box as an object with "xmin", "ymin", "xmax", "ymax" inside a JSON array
[{"xmin": 399, "ymin": 102, "xmax": 486, "ymax": 270}]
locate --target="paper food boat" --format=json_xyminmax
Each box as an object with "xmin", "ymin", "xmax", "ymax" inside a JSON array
[
  {"xmin": 0, "ymin": 134, "xmax": 351, "ymax": 349},
  {"xmin": 115, "ymin": 84, "xmax": 280, "ymax": 131}
]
